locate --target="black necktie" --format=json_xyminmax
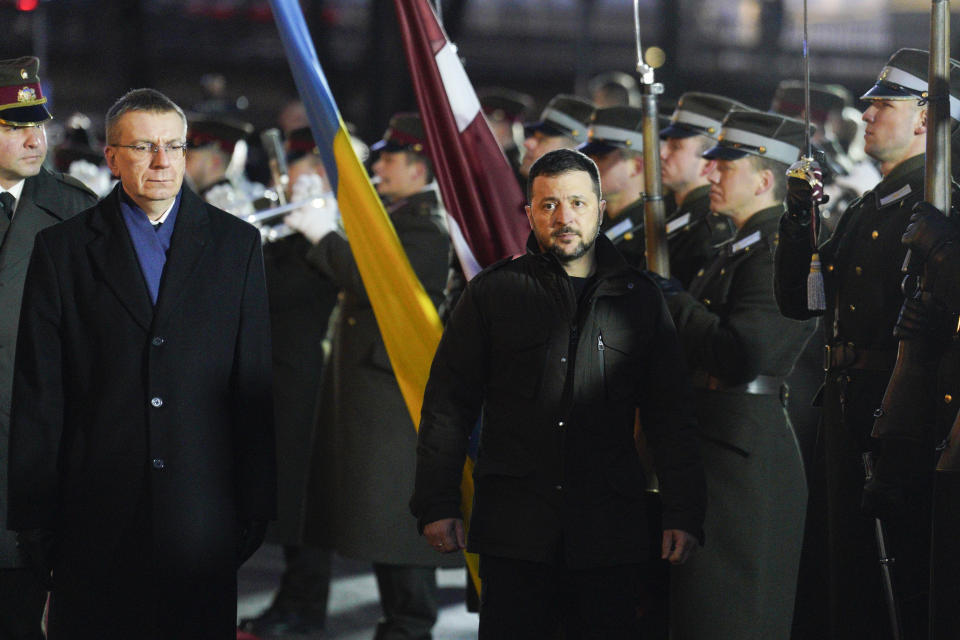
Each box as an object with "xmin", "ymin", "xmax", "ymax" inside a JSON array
[{"xmin": 0, "ymin": 192, "xmax": 14, "ymax": 221}]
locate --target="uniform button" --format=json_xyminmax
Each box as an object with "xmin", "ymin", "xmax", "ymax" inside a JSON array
[
  {"xmin": 151, "ymin": 336, "xmax": 165, "ymax": 346},
  {"xmin": 558, "ymin": 420, "xmax": 565, "ymax": 427},
  {"xmin": 152, "ymin": 458, "xmax": 165, "ymax": 469},
  {"xmin": 624, "ymin": 232, "xmax": 634, "ymax": 241},
  {"xmin": 849, "ymin": 304, "xmax": 856, "ymax": 312},
  {"xmin": 697, "ymin": 269, "xmax": 705, "ymax": 277},
  {"xmin": 703, "ymin": 298, "xmax": 712, "ymax": 306},
  {"xmin": 855, "ymin": 266, "xmax": 863, "ymax": 276},
  {"xmin": 150, "ymin": 397, "xmax": 163, "ymax": 408},
  {"xmin": 347, "ymin": 317, "xmax": 357, "ymax": 326},
  {"xmin": 560, "ymin": 356, "xmax": 567, "ymax": 363},
  {"xmin": 720, "ymin": 268, "xmax": 726, "ymax": 276},
  {"xmin": 871, "ymin": 230, "xmax": 879, "ymax": 239},
  {"xmin": 827, "ymin": 264, "xmax": 834, "ymax": 272},
  {"xmin": 946, "ymin": 394, "xmax": 953, "ymax": 404}
]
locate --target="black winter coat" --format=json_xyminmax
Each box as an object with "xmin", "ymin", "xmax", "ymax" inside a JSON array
[
  {"xmin": 8, "ymin": 185, "xmax": 275, "ymax": 639},
  {"xmin": 411, "ymin": 233, "xmax": 706, "ymax": 569}
]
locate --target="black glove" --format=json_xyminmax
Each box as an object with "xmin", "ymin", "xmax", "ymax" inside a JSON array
[
  {"xmin": 237, "ymin": 519, "xmax": 268, "ymax": 568},
  {"xmin": 893, "ymin": 296, "xmax": 928, "ymax": 340},
  {"xmin": 861, "ymin": 440, "xmax": 932, "ymax": 521},
  {"xmin": 902, "ymin": 201, "xmax": 960, "ymax": 263},
  {"xmin": 785, "ymin": 158, "xmax": 828, "ymax": 225},
  {"xmin": 648, "ymin": 272, "xmax": 683, "ymax": 297},
  {"xmin": 16, "ymin": 529, "xmax": 56, "ymax": 590}
]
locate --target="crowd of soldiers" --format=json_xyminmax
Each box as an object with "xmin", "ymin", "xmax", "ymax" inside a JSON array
[{"xmin": 0, "ymin": 36, "xmax": 958, "ymax": 640}]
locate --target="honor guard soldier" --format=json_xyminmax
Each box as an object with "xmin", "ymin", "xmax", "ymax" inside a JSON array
[
  {"xmin": 184, "ymin": 115, "xmax": 255, "ymax": 216},
  {"xmin": 771, "ymin": 80, "xmax": 881, "ymax": 232},
  {"xmin": 775, "ymin": 48, "xmax": 960, "ymax": 640},
  {"xmin": 659, "ymin": 92, "xmax": 744, "ymax": 286},
  {"xmin": 288, "ymin": 113, "xmax": 458, "ymax": 640},
  {"xmin": 0, "ymin": 56, "xmax": 97, "ymax": 640},
  {"xmin": 661, "ymin": 110, "xmax": 815, "ymax": 640},
  {"xmin": 520, "ymin": 94, "xmax": 594, "ymax": 180},
  {"xmin": 479, "ymin": 87, "xmax": 534, "ymax": 187}
]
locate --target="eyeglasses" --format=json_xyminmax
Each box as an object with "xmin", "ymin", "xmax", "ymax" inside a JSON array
[{"xmin": 110, "ymin": 142, "xmax": 188, "ymax": 158}]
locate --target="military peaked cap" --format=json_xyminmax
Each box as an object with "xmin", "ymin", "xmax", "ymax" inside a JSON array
[
  {"xmin": 661, "ymin": 92, "xmax": 748, "ymax": 140},
  {"xmin": 371, "ymin": 112, "xmax": 429, "ymax": 157},
  {"xmin": 187, "ymin": 116, "xmax": 254, "ymax": 154},
  {"xmin": 704, "ymin": 110, "xmax": 810, "ymax": 165},
  {"xmin": 0, "ymin": 56, "xmax": 52, "ymax": 126},
  {"xmin": 524, "ymin": 94, "xmax": 595, "ymax": 144},
  {"xmin": 771, "ymin": 80, "xmax": 851, "ymax": 124},
  {"xmin": 579, "ymin": 106, "xmax": 644, "ymax": 157},
  {"xmin": 479, "ymin": 87, "xmax": 534, "ymax": 123},
  {"xmin": 861, "ymin": 48, "xmax": 960, "ymax": 121}
]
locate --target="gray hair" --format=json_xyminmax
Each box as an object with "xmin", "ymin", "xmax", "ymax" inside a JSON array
[{"xmin": 105, "ymin": 88, "xmax": 187, "ymax": 144}]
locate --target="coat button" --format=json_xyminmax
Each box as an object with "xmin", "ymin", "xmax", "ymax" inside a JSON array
[
  {"xmin": 152, "ymin": 458, "xmax": 165, "ymax": 470},
  {"xmin": 347, "ymin": 317, "xmax": 357, "ymax": 326},
  {"xmin": 150, "ymin": 397, "xmax": 163, "ymax": 408},
  {"xmin": 151, "ymin": 336, "xmax": 165, "ymax": 346},
  {"xmin": 855, "ymin": 267, "xmax": 863, "ymax": 276},
  {"xmin": 558, "ymin": 420, "xmax": 565, "ymax": 427},
  {"xmin": 946, "ymin": 394, "xmax": 953, "ymax": 404},
  {"xmin": 871, "ymin": 230, "xmax": 879, "ymax": 239},
  {"xmin": 560, "ymin": 356, "xmax": 567, "ymax": 363}
]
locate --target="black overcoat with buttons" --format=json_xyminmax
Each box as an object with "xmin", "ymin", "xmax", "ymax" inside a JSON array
[
  {"xmin": 774, "ymin": 154, "xmax": 933, "ymax": 638},
  {"xmin": 7, "ymin": 184, "xmax": 276, "ymax": 639},
  {"xmin": 411, "ymin": 232, "xmax": 706, "ymax": 569},
  {"xmin": 666, "ymin": 205, "xmax": 813, "ymax": 640},
  {"xmin": 0, "ymin": 168, "xmax": 96, "ymax": 568}
]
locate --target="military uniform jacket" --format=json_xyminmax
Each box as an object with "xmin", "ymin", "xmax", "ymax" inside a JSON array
[
  {"xmin": 667, "ymin": 206, "xmax": 813, "ymax": 640},
  {"xmin": 0, "ymin": 169, "xmax": 96, "ymax": 568},
  {"xmin": 603, "ymin": 186, "xmax": 732, "ymax": 288},
  {"xmin": 670, "ymin": 206, "xmax": 815, "ymax": 385},
  {"xmin": 411, "ymin": 233, "xmax": 706, "ymax": 569},
  {"xmin": 301, "ymin": 189, "xmax": 461, "ymax": 568},
  {"xmin": 8, "ymin": 185, "xmax": 276, "ymax": 636}
]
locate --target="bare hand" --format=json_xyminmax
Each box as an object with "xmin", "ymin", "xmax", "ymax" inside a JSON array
[
  {"xmin": 423, "ymin": 518, "xmax": 465, "ymax": 554},
  {"xmin": 661, "ymin": 529, "xmax": 698, "ymax": 565}
]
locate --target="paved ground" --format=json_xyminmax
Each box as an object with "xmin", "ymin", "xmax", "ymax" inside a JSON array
[{"xmin": 238, "ymin": 544, "xmax": 478, "ymax": 639}]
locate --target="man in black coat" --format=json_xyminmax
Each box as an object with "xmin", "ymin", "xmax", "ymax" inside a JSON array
[
  {"xmin": 7, "ymin": 88, "xmax": 275, "ymax": 639},
  {"xmin": 411, "ymin": 149, "xmax": 706, "ymax": 638},
  {"xmin": 0, "ymin": 56, "xmax": 97, "ymax": 640}
]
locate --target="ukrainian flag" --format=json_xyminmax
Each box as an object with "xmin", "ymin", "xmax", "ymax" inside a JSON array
[{"xmin": 268, "ymin": 0, "xmax": 480, "ymax": 591}]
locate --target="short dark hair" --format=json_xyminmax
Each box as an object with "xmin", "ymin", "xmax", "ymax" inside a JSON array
[
  {"xmin": 403, "ymin": 150, "xmax": 435, "ymax": 184},
  {"xmin": 105, "ymin": 88, "xmax": 187, "ymax": 144},
  {"xmin": 747, "ymin": 154, "xmax": 789, "ymax": 203},
  {"xmin": 527, "ymin": 148, "xmax": 602, "ymax": 203}
]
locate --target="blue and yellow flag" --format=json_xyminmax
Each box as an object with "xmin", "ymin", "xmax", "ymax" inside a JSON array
[{"xmin": 268, "ymin": 0, "xmax": 480, "ymax": 591}]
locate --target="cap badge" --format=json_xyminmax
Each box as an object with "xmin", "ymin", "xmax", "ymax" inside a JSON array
[
  {"xmin": 880, "ymin": 68, "xmax": 890, "ymax": 81},
  {"xmin": 17, "ymin": 86, "xmax": 37, "ymax": 103},
  {"xmin": 19, "ymin": 68, "xmax": 28, "ymax": 80}
]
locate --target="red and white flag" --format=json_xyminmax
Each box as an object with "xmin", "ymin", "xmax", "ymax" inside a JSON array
[{"xmin": 394, "ymin": 0, "xmax": 529, "ymax": 275}]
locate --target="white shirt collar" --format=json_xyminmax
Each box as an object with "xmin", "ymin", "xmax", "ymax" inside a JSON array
[{"xmin": 150, "ymin": 201, "xmax": 176, "ymax": 227}]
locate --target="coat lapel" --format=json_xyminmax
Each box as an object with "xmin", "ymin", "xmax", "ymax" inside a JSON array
[
  {"xmin": 153, "ymin": 187, "xmax": 211, "ymax": 328},
  {"xmin": 0, "ymin": 172, "xmax": 69, "ymax": 266},
  {"xmin": 86, "ymin": 187, "xmax": 154, "ymax": 331}
]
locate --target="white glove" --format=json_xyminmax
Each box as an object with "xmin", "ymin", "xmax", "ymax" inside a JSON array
[
  {"xmin": 204, "ymin": 182, "xmax": 255, "ymax": 217},
  {"xmin": 68, "ymin": 160, "xmax": 115, "ymax": 197},
  {"xmin": 284, "ymin": 193, "xmax": 340, "ymax": 244}
]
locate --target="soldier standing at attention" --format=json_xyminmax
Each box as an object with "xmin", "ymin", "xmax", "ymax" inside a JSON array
[
  {"xmin": 658, "ymin": 92, "xmax": 743, "ymax": 287},
  {"xmin": 660, "ymin": 110, "xmax": 815, "ymax": 640},
  {"xmin": 0, "ymin": 56, "xmax": 96, "ymax": 640},
  {"xmin": 775, "ymin": 49, "xmax": 960, "ymax": 639},
  {"xmin": 519, "ymin": 94, "xmax": 594, "ymax": 181}
]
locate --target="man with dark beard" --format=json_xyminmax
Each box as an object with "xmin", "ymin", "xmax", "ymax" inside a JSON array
[{"xmin": 411, "ymin": 148, "xmax": 705, "ymax": 639}]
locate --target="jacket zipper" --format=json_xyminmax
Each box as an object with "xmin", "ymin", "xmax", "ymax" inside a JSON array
[{"xmin": 598, "ymin": 332, "xmax": 606, "ymax": 395}]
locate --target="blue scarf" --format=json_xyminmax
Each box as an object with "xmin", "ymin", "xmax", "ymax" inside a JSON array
[{"xmin": 119, "ymin": 190, "xmax": 181, "ymax": 306}]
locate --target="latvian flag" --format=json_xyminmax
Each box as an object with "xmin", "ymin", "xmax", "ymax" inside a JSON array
[{"xmin": 395, "ymin": 0, "xmax": 529, "ymax": 277}]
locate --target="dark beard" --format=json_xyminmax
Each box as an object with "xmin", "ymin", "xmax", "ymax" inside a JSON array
[{"xmin": 547, "ymin": 227, "xmax": 598, "ymax": 263}]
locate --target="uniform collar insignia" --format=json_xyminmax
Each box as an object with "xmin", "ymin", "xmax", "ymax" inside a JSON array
[
  {"xmin": 731, "ymin": 229, "xmax": 762, "ymax": 254},
  {"xmin": 666, "ymin": 212, "xmax": 691, "ymax": 235},
  {"xmin": 878, "ymin": 183, "xmax": 912, "ymax": 207}
]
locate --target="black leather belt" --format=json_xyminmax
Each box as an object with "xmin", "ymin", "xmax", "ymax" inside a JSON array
[
  {"xmin": 691, "ymin": 371, "xmax": 786, "ymax": 395},
  {"xmin": 823, "ymin": 343, "xmax": 897, "ymax": 372}
]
